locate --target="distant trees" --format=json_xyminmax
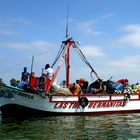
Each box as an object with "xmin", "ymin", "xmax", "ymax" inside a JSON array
[{"xmin": 0, "ymin": 78, "xmax": 3, "ymax": 84}]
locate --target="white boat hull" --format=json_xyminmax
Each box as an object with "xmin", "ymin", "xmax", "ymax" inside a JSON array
[{"xmin": 1, "ymin": 84, "xmax": 140, "ymax": 118}]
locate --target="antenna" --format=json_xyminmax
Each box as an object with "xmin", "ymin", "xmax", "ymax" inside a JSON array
[{"xmin": 66, "ymin": 1, "xmax": 70, "ymax": 39}]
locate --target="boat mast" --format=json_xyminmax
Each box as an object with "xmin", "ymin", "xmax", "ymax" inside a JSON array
[
  {"xmin": 66, "ymin": 1, "xmax": 69, "ymax": 39},
  {"xmin": 65, "ymin": 2, "xmax": 71, "ymax": 88},
  {"xmin": 46, "ymin": 1, "xmax": 100, "ymax": 94}
]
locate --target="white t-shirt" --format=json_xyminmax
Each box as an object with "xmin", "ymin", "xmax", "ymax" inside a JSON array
[
  {"xmin": 45, "ymin": 68, "xmax": 54, "ymax": 80},
  {"xmin": 46, "ymin": 68, "xmax": 60, "ymax": 88}
]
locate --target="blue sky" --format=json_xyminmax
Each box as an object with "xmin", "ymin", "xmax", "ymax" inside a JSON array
[{"xmin": 0, "ymin": 0, "xmax": 140, "ymax": 84}]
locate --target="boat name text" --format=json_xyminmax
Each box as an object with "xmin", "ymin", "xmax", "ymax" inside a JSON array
[
  {"xmin": 13, "ymin": 90, "xmax": 34, "ymax": 99},
  {"xmin": 54, "ymin": 101, "xmax": 125, "ymax": 109}
]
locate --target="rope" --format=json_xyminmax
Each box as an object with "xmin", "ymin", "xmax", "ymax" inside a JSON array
[
  {"xmin": 51, "ymin": 43, "xmax": 65, "ymax": 68},
  {"xmin": 73, "ymin": 42, "xmax": 100, "ymax": 80}
]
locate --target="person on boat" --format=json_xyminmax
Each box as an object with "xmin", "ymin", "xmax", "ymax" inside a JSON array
[
  {"xmin": 117, "ymin": 79, "xmax": 128, "ymax": 85},
  {"xmin": 69, "ymin": 82, "xmax": 82, "ymax": 95},
  {"xmin": 17, "ymin": 67, "xmax": 30, "ymax": 89},
  {"xmin": 112, "ymin": 79, "xmax": 129, "ymax": 91},
  {"xmin": 28, "ymin": 72, "xmax": 39, "ymax": 93},
  {"xmin": 44, "ymin": 64, "xmax": 54, "ymax": 86},
  {"xmin": 77, "ymin": 78, "xmax": 89, "ymax": 94},
  {"xmin": 45, "ymin": 64, "xmax": 54, "ymax": 80},
  {"xmin": 29, "ymin": 72, "xmax": 38, "ymax": 88},
  {"xmin": 87, "ymin": 78, "xmax": 103, "ymax": 93},
  {"xmin": 21, "ymin": 67, "xmax": 30, "ymax": 82},
  {"xmin": 36, "ymin": 76, "xmax": 46, "ymax": 92},
  {"xmin": 45, "ymin": 64, "xmax": 60, "ymax": 91},
  {"xmin": 10, "ymin": 78, "xmax": 18, "ymax": 87},
  {"xmin": 75, "ymin": 80, "xmax": 82, "ymax": 95}
]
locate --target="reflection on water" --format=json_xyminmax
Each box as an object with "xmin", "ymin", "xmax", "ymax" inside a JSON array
[{"xmin": 0, "ymin": 114, "xmax": 140, "ymax": 140}]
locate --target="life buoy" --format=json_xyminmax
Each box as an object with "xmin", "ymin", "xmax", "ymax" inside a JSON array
[
  {"xmin": 36, "ymin": 77, "xmax": 46, "ymax": 92},
  {"xmin": 78, "ymin": 96, "xmax": 88, "ymax": 108}
]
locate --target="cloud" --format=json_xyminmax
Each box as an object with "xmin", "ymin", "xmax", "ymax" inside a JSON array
[
  {"xmin": 81, "ymin": 45, "xmax": 104, "ymax": 57},
  {"xmin": 0, "ymin": 29, "xmax": 20, "ymax": 35},
  {"xmin": 0, "ymin": 40, "xmax": 55, "ymax": 51},
  {"xmin": 119, "ymin": 24, "xmax": 140, "ymax": 48},
  {"xmin": 9, "ymin": 17, "xmax": 32, "ymax": 24},
  {"xmin": 77, "ymin": 13, "xmax": 113, "ymax": 36},
  {"xmin": 78, "ymin": 20, "xmax": 96, "ymax": 33},
  {"xmin": 77, "ymin": 20, "xmax": 102, "ymax": 35},
  {"xmin": 96, "ymin": 55, "xmax": 140, "ymax": 83},
  {"xmin": 107, "ymin": 55, "xmax": 140, "ymax": 71},
  {"xmin": 101, "ymin": 13, "xmax": 114, "ymax": 19},
  {"xmin": 0, "ymin": 17, "xmax": 32, "ymax": 35}
]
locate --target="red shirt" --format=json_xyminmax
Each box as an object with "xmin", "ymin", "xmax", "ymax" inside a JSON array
[
  {"xmin": 29, "ymin": 77, "xmax": 38, "ymax": 87},
  {"xmin": 117, "ymin": 79, "xmax": 128, "ymax": 84}
]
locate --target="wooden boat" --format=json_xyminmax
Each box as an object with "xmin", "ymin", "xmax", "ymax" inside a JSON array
[
  {"xmin": 0, "ymin": 36, "xmax": 140, "ymax": 119},
  {"xmin": 0, "ymin": 82, "xmax": 140, "ymax": 119},
  {"xmin": 1, "ymin": 11, "xmax": 140, "ymax": 118}
]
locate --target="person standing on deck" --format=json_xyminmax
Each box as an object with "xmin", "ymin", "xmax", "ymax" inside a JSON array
[
  {"xmin": 21, "ymin": 67, "xmax": 30, "ymax": 82},
  {"xmin": 45, "ymin": 64, "xmax": 54, "ymax": 87},
  {"xmin": 45, "ymin": 64, "xmax": 54, "ymax": 80},
  {"xmin": 45, "ymin": 64, "xmax": 60, "ymax": 90},
  {"xmin": 17, "ymin": 67, "xmax": 30, "ymax": 89}
]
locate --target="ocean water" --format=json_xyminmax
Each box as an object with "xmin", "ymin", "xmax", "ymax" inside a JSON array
[{"xmin": 0, "ymin": 114, "xmax": 140, "ymax": 140}]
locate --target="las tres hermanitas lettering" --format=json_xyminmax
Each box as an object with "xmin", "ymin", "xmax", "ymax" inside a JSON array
[{"xmin": 53, "ymin": 101, "xmax": 124, "ymax": 109}]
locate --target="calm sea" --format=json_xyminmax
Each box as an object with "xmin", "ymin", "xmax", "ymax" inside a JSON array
[{"xmin": 0, "ymin": 114, "xmax": 140, "ymax": 140}]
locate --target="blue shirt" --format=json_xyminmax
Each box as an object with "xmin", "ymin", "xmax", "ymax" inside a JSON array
[{"xmin": 21, "ymin": 71, "xmax": 30, "ymax": 82}]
